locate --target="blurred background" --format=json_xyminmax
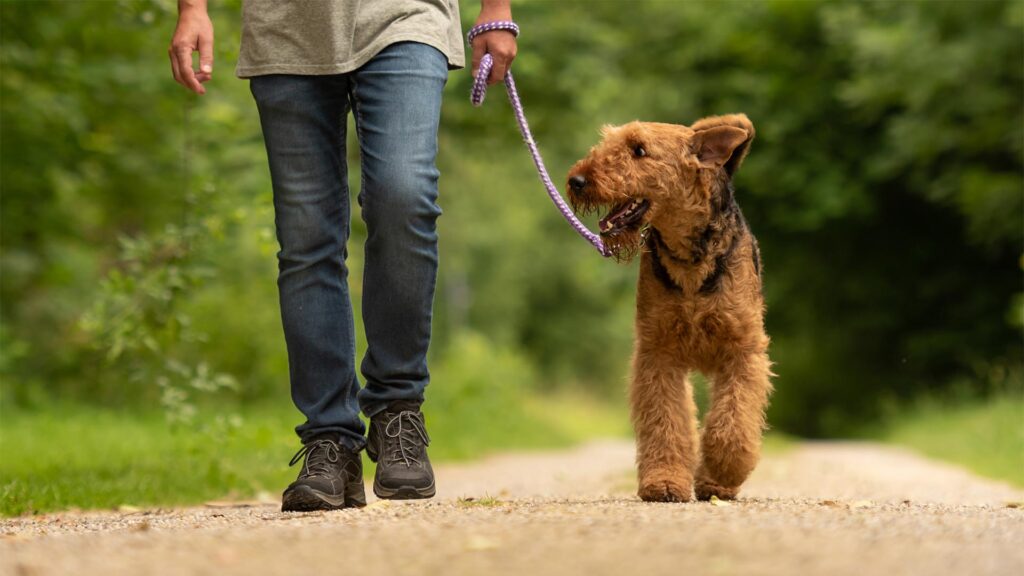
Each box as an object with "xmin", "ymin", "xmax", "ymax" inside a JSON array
[{"xmin": 1, "ymin": 0, "xmax": 1021, "ymax": 515}]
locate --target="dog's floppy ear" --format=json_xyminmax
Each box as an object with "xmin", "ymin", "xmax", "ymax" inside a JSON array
[{"xmin": 690, "ymin": 114, "xmax": 755, "ymax": 176}]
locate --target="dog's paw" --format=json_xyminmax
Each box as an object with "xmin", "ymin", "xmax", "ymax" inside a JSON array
[
  {"xmin": 638, "ymin": 476, "xmax": 693, "ymax": 503},
  {"xmin": 694, "ymin": 478, "xmax": 740, "ymax": 501}
]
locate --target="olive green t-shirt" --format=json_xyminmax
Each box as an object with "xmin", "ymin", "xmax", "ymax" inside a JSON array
[{"xmin": 236, "ymin": 0, "xmax": 465, "ymax": 78}]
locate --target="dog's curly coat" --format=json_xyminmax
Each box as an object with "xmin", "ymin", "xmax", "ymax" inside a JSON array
[{"xmin": 568, "ymin": 114, "xmax": 773, "ymax": 502}]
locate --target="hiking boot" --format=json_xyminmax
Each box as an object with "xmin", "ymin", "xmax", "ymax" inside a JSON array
[
  {"xmin": 281, "ymin": 437, "xmax": 366, "ymax": 512},
  {"xmin": 366, "ymin": 401, "xmax": 436, "ymax": 499}
]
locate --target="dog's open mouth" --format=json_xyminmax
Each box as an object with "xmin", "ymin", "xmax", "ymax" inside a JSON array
[{"xmin": 599, "ymin": 199, "xmax": 650, "ymax": 235}]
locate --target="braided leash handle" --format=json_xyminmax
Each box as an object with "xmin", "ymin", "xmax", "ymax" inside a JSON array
[{"xmin": 468, "ymin": 22, "xmax": 610, "ymax": 257}]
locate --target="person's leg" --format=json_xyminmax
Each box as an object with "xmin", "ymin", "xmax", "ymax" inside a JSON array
[
  {"xmin": 250, "ymin": 74, "xmax": 366, "ymax": 452},
  {"xmin": 349, "ymin": 42, "xmax": 448, "ymax": 417}
]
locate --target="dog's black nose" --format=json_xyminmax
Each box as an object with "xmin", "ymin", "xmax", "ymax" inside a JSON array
[{"xmin": 569, "ymin": 175, "xmax": 586, "ymax": 193}]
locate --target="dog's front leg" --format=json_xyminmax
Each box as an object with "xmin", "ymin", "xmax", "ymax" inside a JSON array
[
  {"xmin": 695, "ymin": 351, "xmax": 773, "ymax": 501},
  {"xmin": 631, "ymin": 349, "xmax": 699, "ymax": 502}
]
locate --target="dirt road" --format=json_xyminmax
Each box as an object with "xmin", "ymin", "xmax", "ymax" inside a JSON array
[{"xmin": 2, "ymin": 440, "xmax": 1022, "ymax": 576}]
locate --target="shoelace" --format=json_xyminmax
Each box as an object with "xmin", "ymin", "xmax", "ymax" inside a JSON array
[
  {"xmin": 382, "ymin": 410, "xmax": 431, "ymax": 468},
  {"xmin": 289, "ymin": 439, "xmax": 340, "ymax": 478}
]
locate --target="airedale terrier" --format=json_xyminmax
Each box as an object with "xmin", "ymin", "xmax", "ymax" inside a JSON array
[{"xmin": 567, "ymin": 114, "xmax": 773, "ymax": 502}]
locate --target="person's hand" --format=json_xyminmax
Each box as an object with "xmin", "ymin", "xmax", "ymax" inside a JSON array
[
  {"xmin": 169, "ymin": 6, "xmax": 214, "ymax": 95},
  {"xmin": 471, "ymin": 6, "xmax": 518, "ymax": 85}
]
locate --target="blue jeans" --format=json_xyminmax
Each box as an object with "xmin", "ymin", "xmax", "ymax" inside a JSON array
[{"xmin": 250, "ymin": 42, "xmax": 447, "ymax": 451}]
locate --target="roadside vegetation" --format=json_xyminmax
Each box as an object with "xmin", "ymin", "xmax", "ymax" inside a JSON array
[
  {"xmin": 875, "ymin": 390, "xmax": 1024, "ymax": 487},
  {"xmin": 0, "ymin": 390, "xmax": 629, "ymax": 517}
]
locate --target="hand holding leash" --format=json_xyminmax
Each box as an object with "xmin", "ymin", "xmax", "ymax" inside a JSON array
[{"xmin": 469, "ymin": 15, "xmax": 518, "ymax": 85}]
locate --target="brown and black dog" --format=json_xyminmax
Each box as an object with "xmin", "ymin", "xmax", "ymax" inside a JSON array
[{"xmin": 567, "ymin": 114, "xmax": 773, "ymax": 502}]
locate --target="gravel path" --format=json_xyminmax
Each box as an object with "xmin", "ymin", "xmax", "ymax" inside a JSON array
[{"xmin": 2, "ymin": 440, "xmax": 1022, "ymax": 576}]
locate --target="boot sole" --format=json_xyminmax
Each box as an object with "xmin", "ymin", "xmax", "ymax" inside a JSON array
[
  {"xmin": 373, "ymin": 479, "xmax": 436, "ymax": 500},
  {"xmin": 281, "ymin": 484, "xmax": 367, "ymax": 512}
]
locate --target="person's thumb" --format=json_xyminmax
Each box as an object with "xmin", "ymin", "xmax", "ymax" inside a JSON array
[{"xmin": 470, "ymin": 40, "xmax": 484, "ymax": 82}]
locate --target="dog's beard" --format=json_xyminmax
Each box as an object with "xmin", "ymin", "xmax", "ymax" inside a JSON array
[
  {"xmin": 602, "ymin": 226, "xmax": 645, "ymax": 262},
  {"xmin": 570, "ymin": 195, "xmax": 648, "ymax": 262},
  {"xmin": 569, "ymin": 194, "xmax": 599, "ymax": 217}
]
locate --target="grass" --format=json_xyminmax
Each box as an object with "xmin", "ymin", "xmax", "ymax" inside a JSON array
[
  {"xmin": 11, "ymin": 381, "xmax": 1014, "ymax": 517},
  {"xmin": 876, "ymin": 392, "xmax": 1024, "ymax": 487},
  {"xmin": 456, "ymin": 496, "xmax": 503, "ymax": 508},
  {"xmin": 0, "ymin": 392, "xmax": 629, "ymax": 517}
]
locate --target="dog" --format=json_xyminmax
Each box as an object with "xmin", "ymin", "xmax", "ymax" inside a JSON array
[{"xmin": 567, "ymin": 114, "xmax": 773, "ymax": 502}]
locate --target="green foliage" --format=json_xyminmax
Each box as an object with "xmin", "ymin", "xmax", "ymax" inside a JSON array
[
  {"xmin": 0, "ymin": 404, "xmax": 296, "ymax": 516},
  {"xmin": 0, "ymin": 1, "xmax": 1021, "ymax": 439},
  {"xmin": 0, "ymin": 390, "xmax": 628, "ymax": 516},
  {"xmin": 873, "ymin": 383, "xmax": 1024, "ymax": 487},
  {"xmin": 76, "ymin": 186, "xmax": 240, "ymax": 418}
]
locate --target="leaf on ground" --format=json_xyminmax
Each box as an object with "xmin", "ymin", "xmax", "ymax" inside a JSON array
[
  {"xmin": 458, "ymin": 496, "xmax": 502, "ymax": 508},
  {"xmin": 709, "ymin": 495, "xmax": 731, "ymax": 507},
  {"xmin": 1005, "ymin": 501, "xmax": 1023, "ymax": 509},
  {"xmin": 365, "ymin": 500, "xmax": 391, "ymax": 510},
  {"xmin": 819, "ymin": 500, "xmax": 841, "ymax": 507}
]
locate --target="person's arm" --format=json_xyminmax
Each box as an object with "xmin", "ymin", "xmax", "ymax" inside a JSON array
[
  {"xmin": 471, "ymin": 0, "xmax": 518, "ymax": 85},
  {"xmin": 169, "ymin": 0, "xmax": 214, "ymax": 95}
]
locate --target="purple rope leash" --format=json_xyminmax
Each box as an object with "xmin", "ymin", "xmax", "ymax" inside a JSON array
[{"xmin": 468, "ymin": 22, "xmax": 610, "ymax": 257}]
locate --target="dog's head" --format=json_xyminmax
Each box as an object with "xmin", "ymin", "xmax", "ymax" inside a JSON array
[{"xmin": 567, "ymin": 114, "xmax": 754, "ymax": 261}]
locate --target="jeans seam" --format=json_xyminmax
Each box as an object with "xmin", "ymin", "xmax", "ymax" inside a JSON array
[{"xmin": 348, "ymin": 78, "xmax": 366, "ymax": 208}]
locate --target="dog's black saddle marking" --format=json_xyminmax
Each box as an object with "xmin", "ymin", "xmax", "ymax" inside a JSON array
[
  {"xmin": 698, "ymin": 231, "xmax": 740, "ymax": 295},
  {"xmin": 647, "ymin": 228, "xmax": 684, "ymax": 294},
  {"xmin": 646, "ymin": 178, "xmax": 756, "ymax": 296}
]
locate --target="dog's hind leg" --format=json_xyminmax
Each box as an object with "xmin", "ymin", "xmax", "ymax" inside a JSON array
[
  {"xmin": 631, "ymin": 350, "xmax": 699, "ymax": 502},
  {"xmin": 695, "ymin": 351, "xmax": 773, "ymax": 501}
]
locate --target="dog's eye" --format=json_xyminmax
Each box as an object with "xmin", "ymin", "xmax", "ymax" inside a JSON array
[{"xmin": 633, "ymin": 144, "xmax": 647, "ymax": 158}]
